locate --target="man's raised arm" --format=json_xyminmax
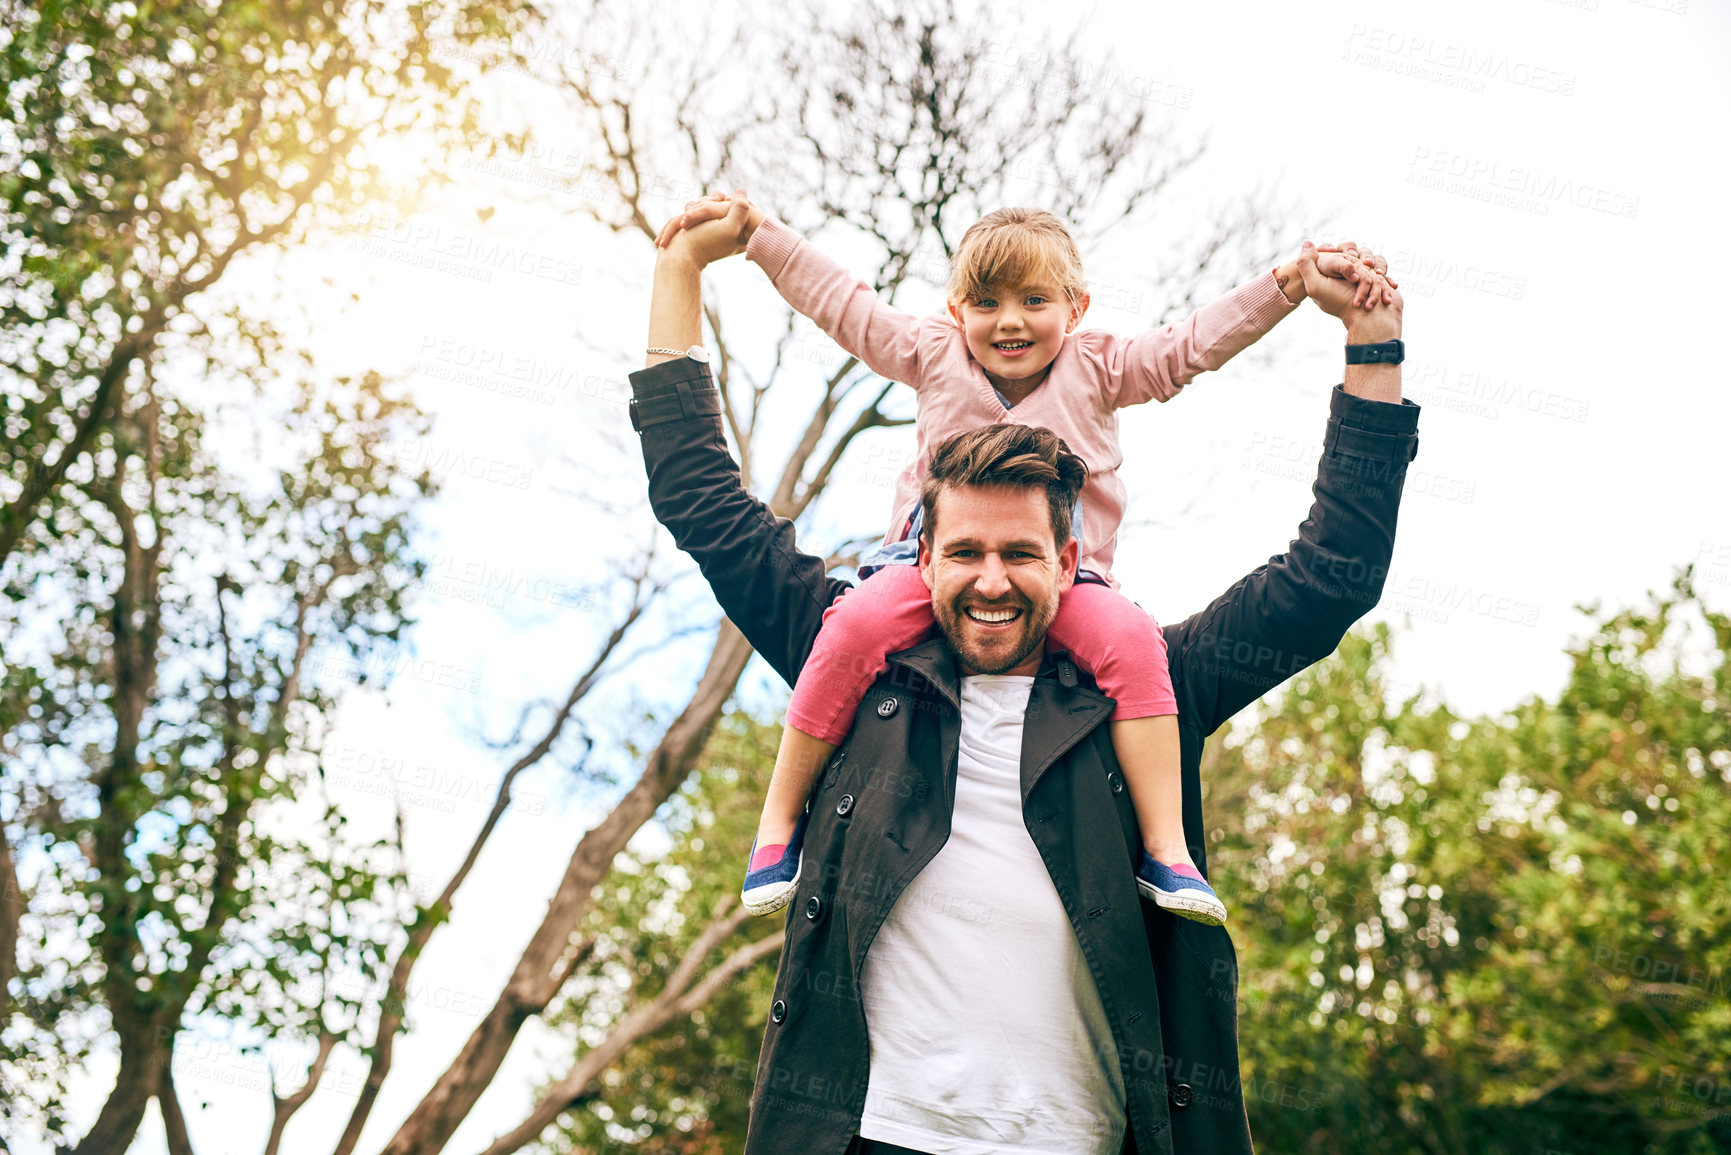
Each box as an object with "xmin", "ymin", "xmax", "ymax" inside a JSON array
[
  {"xmin": 1165, "ymin": 242, "xmax": 1420, "ymax": 736},
  {"xmin": 630, "ymin": 201, "xmax": 850, "ymax": 687}
]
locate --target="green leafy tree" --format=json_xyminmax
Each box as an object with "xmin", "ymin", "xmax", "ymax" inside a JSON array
[
  {"xmin": 0, "ymin": 361, "xmax": 436, "ymax": 1149},
  {"xmin": 542, "ymin": 575, "xmax": 1730, "ymax": 1155},
  {"xmin": 0, "ymin": 0, "xmax": 531, "ymax": 565},
  {"xmin": 1208, "ymin": 570, "xmax": 1731, "ymax": 1154},
  {"xmin": 0, "ymin": 1, "xmax": 539, "ymax": 1148}
]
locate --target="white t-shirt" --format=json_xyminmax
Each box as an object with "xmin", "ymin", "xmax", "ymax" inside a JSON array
[{"xmin": 858, "ymin": 675, "xmax": 1128, "ymax": 1155}]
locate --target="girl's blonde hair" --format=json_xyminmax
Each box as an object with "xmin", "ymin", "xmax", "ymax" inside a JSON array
[{"xmin": 947, "ymin": 208, "xmax": 1088, "ymax": 304}]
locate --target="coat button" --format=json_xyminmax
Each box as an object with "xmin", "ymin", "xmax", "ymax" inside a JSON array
[
  {"xmin": 836, "ymin": 793, "xmax": 854, "ymax": 816},
  {"xmin": 805, "ymin": 896, "xmax": 822, "ymax": 920},
  {"xmin": 1170, "ymin": 1082, "xmax": 1193, "ymax": 1109},
  {"xmin": 1108, "ymin": 772, "xmax": 1124, "ymax": 795},
  {"xmin": 770, "ymin": 1000, "xmax": 787, "ymax": 1023},
  {"xmin": 876, "ymin": 696, "xmax": 898, "ymax": 718}
]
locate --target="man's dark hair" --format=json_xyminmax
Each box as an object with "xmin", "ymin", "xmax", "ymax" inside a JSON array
[{"xmin": 919, "ymin": 424, "xmax": 1088, "ymax": 549}]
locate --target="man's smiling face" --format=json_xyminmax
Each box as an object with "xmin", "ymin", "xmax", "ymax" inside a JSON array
[{"xmin": 918, "ymin": 482, "xmax": 1079, "ymax": 676}]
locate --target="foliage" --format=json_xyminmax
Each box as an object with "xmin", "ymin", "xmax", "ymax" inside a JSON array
[
  {"xmin": 0, "ymin": 0, "xmax": 530, "ymax": 564},
  {"xmin": 550, "ymin": 574, "xmax": 1731, "ymax": 1155},
  {"xmin": 0, "ymin": 362, "xmax": 434, "ymax": 1143},
  {"xmin": 1210, "ymin": 568, "xmax": 1731, "ymax": 1155},
  {"xmin": 1, "ymin": 0, "xmax": 536, "ymax": 1147}
]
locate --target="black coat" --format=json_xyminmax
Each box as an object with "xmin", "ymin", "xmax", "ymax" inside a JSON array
[{"xmin": 629, "ymin": 359, "xmax": 1421, "ymax": 1154}]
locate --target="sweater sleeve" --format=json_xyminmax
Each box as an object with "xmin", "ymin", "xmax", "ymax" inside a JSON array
[
  {"xmin": 1091, "ymin": 272, "xmax": 1297, "ymax": 409},
  {"xmin": 747, "ymin": 217, "xmax": 929, "ymax": 388}
]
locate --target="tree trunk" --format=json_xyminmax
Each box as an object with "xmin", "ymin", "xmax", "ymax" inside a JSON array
[
  {"xmin": 70, "ymin": 1028, "xmax": 163, "ymax": 1155},
  {"xmin": 0, "ymin": 820, "xmax": 20, "ymax": 1008},
  {"xmin": 375, "ymin": 621, "xmax": 754, "ymax": 1155},
  {"xmin": 159, "ymin": 1057, "xmax": 196, "ymax": 1155},
  {"xmin": 329, "ymin": 593, "xmax": 651, "ymax": 1155}
]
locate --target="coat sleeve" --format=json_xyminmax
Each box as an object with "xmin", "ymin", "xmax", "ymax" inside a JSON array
[
  {"xmin": 1163, "ymin": 385, "xmax": 1422, "ymax": 737},
  {"xmin": 628, "ymin": 358, "xmax": 851, "ymax": 688}
]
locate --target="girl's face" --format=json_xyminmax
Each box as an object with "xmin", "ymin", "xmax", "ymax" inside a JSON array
[{"xmin": 948, "ymin": 282, "xmax": 1089, "ymax": 391}]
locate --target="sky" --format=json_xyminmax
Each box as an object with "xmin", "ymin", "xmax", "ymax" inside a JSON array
[{"xmin": 32, "ymin": 0, "xmax": 1731, "ymax": 1151}]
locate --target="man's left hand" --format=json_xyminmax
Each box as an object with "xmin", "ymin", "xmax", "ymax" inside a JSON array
[{"xmin": 655, "ymin": 190, "xmax": 758, "ymax": 269}]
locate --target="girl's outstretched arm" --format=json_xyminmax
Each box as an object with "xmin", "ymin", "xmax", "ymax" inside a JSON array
[{"xmin": 662, "ymin": 189, "xmax": 932, "ymax": 388}]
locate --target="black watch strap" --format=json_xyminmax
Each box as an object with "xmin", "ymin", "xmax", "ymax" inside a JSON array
[{"xmin": 1345, "ymin": 338, "xmax": 1405, "ymax": 365}]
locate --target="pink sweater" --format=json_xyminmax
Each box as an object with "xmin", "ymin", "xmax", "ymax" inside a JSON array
[{"xmin": 746, "ymin": 218, "xmax": 1296, "ymax": 584}]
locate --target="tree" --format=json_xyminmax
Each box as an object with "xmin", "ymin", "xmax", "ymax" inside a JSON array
[
  {"xmin": 0, "ymin": 0, "xmax": 532, "ymax": 566},
  {"xmin": 0, "ymin": 362, "xmax": 436, "ymax": 1148},
  {"xmin": 563, "ymin": 576, "xmax": 1731, "ymax": 1155},
  {"xmin": 0, "ymin": 1, "xmax": 540, "ymax": 1148},
  {"xmin": 500, "ymin": 714, "xmax": 785, "ymax": 1155},
  {"xmin": 1204, "ymin": 570, "xmax": 1731, "ymax": 1154}
]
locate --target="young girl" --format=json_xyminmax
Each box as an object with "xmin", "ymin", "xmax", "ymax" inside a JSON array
[{"xmin": 658, "ymin": 192, "xmax": 1389, "ymax": 925}]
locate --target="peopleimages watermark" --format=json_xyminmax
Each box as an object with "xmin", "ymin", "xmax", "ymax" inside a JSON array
[
  {"xmin": 431, "ymin": 29, "xmax": 636, "ymax": 83},
  {"xmin": 1343, "ymin": 25, "xmax": 1577, "ymax": 96},
  {"xmin": 1695, "ymin": 540, "xmax": 1731, "ymax": 589},
  {"xmin": 344, "ymin": 212, "xmax": 586, "ymax": 288},
  {"xmin": 418, "ymin": 551, "xmax": 605, "ymax": 613},
  {"xmin": 324, "ymin": 742, "xmax": 547, "ymax": 819},
  {"xmin": 413, "ymin": 335, "xmax": 630, "ymax": 409},
  {"xmin": 1594, "ymin": 945, "xmax": 1728, "ymax": 1008},
  {"xmin": 1242, "ymin": 431, "xmax": 1477, "ymax": 506},
  {"xmin": 1406, "ymin": 146, "xmax": 1640, "ymax": 220},
  {"xmin": 1292, "ymin": 234, "xmax": 1530, "ymax": 303},
  {"xmin": 1380, "ymin": 566, "xmax": 1542, "ymax": 628},
  {"xmin": 858, "ymin": 443, "xmax": 916, "ymax": 489},
  {"xmin": 1403, "ymin": 360, "xmax": 1591, "ymax": 424},
  {"xmin": 1654, "ymin": 1067, "xmax": 1731, "ymax": 1120},
  {"xmin": 979, "ymin": 42, "xmax": 1194, "ymax": 110},
  {"xmin": 303, "ymin": 648, "xmax": 484, "ymax": 694},
  {"xmin": 376, "ymin": 437, "xmax": 534, "ymax": 491}
]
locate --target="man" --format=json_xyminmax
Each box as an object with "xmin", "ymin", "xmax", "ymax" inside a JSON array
[{"xmin": 629, "ymin": 200, "xmax": 1418, "ymax": 1154}]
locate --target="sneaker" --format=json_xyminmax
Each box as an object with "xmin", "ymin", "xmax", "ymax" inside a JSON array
[
  {"xmin": 742, "ymin": 811, "xmax": 809, "ymax": 917},
  {"xmin": 1136, "ymin": 854, "xmax": 1227, "ymax": 926}
]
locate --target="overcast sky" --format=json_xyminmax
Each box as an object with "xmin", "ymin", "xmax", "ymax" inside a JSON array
[{"xmin": 41, "ymin": 0, "xmax": 1731, "ymax": 1151}]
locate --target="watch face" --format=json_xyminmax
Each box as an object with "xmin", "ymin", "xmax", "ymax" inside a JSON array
[{"xmin": 686, "ymin": 345, "xmax": 710, "ymax": 364}]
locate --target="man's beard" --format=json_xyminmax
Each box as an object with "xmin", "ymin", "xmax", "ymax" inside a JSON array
[{"xmin": 933, "ymin": 583, "xmax": 1060, "ymax": 676}]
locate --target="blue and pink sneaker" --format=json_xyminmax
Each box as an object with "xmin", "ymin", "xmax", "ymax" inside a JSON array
[
  {"xmin": 742, "ymin": 812, "xmax": 809, "ymax": 917},
  {"xmin": 1136, "ymin": 854, "xmax": 1227, "ymax": 926}
]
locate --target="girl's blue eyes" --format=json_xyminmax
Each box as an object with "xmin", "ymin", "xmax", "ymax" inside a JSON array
[{"xmin": 975, "ymin": 296, "xmax": 1049, "ymax": 308}]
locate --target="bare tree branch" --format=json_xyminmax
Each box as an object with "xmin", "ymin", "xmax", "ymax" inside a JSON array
[
  {"xmin": 330, "ymin": 568, "xmax": 659, "ymax": 1155},
  {"xmin": 476, "ymin": 898, "xmax": 783, "ymax": 1155},
  {"xmin": 374, "ymin": 619, "xmax": 755, "ymax": 1155},
  {"xmin": 787, "ymin": 381, "xmax": 914, "ymax": 521},
  {"xmin": 264, "ymin": 1031, "xmax": 338, "ymax": 1155}
]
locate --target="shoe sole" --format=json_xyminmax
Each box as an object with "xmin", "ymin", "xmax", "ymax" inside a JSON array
[
  {"xmin": 742, "ymin": 861, "xmax": 802, "ymax": 917},
  {"xmin": 1137, "ymin": 877, "xmax": 1227, "ymax": 926}
]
